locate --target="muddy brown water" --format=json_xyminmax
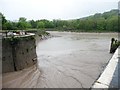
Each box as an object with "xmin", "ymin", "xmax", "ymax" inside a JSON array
[
  {"xmin": 36, "ymin": 32, "xmax": 118, "ymax": 88},
  {"xmin": 3, "ymin": 32, "xmax": 118, "ymax": 88}
]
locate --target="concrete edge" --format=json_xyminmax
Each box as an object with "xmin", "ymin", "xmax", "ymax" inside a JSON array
[{"xmin": 92, "ymin": 47, "xmax": 119, "ymax": 88}]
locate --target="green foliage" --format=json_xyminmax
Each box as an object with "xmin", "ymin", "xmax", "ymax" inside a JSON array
[
  {"xmin": 37, "ymin": 19, "xmax": 54, "ymax": 29},
  {"xmin": 37, "ymin": 21, "xmax": 45, "ymax": 29},
  {"xmin": 29, "ymin": 20, "xmax": 37, "ymax": 28},
  {"xmin": 4, "ymin": 21, "xmax": 13, "ymax": 30},
  {"xmin": 1, "ymin": 9, "xmax": 119, "ymax": 32},
  {"xmin": 17, "ymin": 17, "xmax": 30, "ymax": 30},
  {"xmin": 0, "ymin": 13, "xmax": 7, "ymax": 30}
]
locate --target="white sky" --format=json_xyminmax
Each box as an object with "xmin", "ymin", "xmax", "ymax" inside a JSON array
[{"xmin": 0, "ymin": 0, "xmax": 119, "ymax": 21}]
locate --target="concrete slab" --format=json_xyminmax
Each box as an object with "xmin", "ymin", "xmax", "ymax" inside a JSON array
[
  {"xmin": 92, "ymin": 82, "xmax": 109, "ymax": 88},
  {"xmin": 92, "ymin": 47, "xmax": 120, "ymax": 88}
]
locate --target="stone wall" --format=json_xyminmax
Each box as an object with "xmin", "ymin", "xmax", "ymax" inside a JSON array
[{"xmin": 2, "ymin": 35, "xmax": 37, "ymax": 73}]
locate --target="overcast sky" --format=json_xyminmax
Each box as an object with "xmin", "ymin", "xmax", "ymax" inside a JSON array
[{"xmin": 0, "ymin": 0, "xmax": 119, "ymax": 21}]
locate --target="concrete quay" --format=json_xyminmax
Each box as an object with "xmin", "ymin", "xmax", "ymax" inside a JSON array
[{"xmin": 92, "ymin": 47, "xmax": 120, "ymax": 88}]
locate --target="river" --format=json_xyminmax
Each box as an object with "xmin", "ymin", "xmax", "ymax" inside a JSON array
[
  {"xmin": 3, "ymin": 32, "xmax": 118, "ymax": 88},
  {"xmin": 36, "ymin": 32, "xmax": 118, "ymax": 88}
]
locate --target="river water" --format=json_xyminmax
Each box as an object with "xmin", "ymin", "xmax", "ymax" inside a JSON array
[
  {"xmin": 3, "ymin": 32, "xmax": 118, "ymax": 88},
  {"xmin": 36, "ymin": 32, "xmax": 118, "ymax": 88}
]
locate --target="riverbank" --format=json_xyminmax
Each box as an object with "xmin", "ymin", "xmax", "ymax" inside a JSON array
[
  {"xmin": 47, "ymin": 31, "xmax": 118, "ymax": 34},
  {"xmin": 46, "ymin": 29, "xmax": 119, "ymax": 33},
  {"xmin": 3, "ymin": 65, "xmax": 41, "ymax": 88},
  {"xmin": 35, "ymin": 34, "xmax": 53, "ymax": 46},
  {"xmin": 2, "ymin": 32, "xmax": 52, "ymax": 88}
]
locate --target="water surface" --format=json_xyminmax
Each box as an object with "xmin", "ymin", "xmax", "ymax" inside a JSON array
[{"xmin": 36, "ymin": 32, "xmax": 118, "ymax": 88}]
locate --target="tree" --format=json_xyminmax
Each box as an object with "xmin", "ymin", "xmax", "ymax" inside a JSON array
[
  {"xmin": 4, "ymin": 21, "xmax": 13, "ymax": 30},
  {"xmin": 106, "ymin": 16, "xmax": 118, "ymax": 31},
  {"xmin": 0, "ymin": 13, "xmax": 7, "ymax": 30},
  {"xmin": 29, "ymin": 20, "xmax": 37, "ymax": 28},
  {"xmin": 0, "ymin": 9, "xmax": 119, "ymax": 32},
  {"xmin": 17, "ymin": 17, "xmax": 28, "ymax": 30},
  {"xmin": 96, "ymin": 18, "xmax": 106, "ymax": 30},
  {"xmin": 19, "ymin": 17, "xmax": 26, "ymax": 22},
  {"xmin": 37, "ymin": 21, "xmax": 45, "ymax": 29}
]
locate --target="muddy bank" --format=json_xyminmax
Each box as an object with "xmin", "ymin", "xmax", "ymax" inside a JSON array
[
  {"xmin": 35, "ymin": 34, "xmax": 53, "ymax": 45},
  {"xmin": 3, "ymin": 65, "xmax": 40, "ymax": 88},
  {"xmin": 2, "ymin": 33, "xmax": 51, "ymax": 88}
]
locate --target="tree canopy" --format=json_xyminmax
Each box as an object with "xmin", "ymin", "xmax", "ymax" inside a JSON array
[{"xmin": 1, "ymin": 9, "xmax": 119, "ymax": 32}]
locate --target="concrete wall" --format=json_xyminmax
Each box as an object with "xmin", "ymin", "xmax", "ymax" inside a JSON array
[
  {"xmin": 2, "ymin": 38, "xmax": 14, "ymax": 72},
  {"xmin": 2, "ymin": 35, "xmax": 37, "ymax": 73},
  {"xmin": 92, "ymin": 47, "xmax": 120, "ymax": 88}
]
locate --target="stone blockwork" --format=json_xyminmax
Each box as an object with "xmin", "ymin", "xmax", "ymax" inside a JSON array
[{"xmin": 2, "ymin": 35, "xmax": 37, "ymax": 73}]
